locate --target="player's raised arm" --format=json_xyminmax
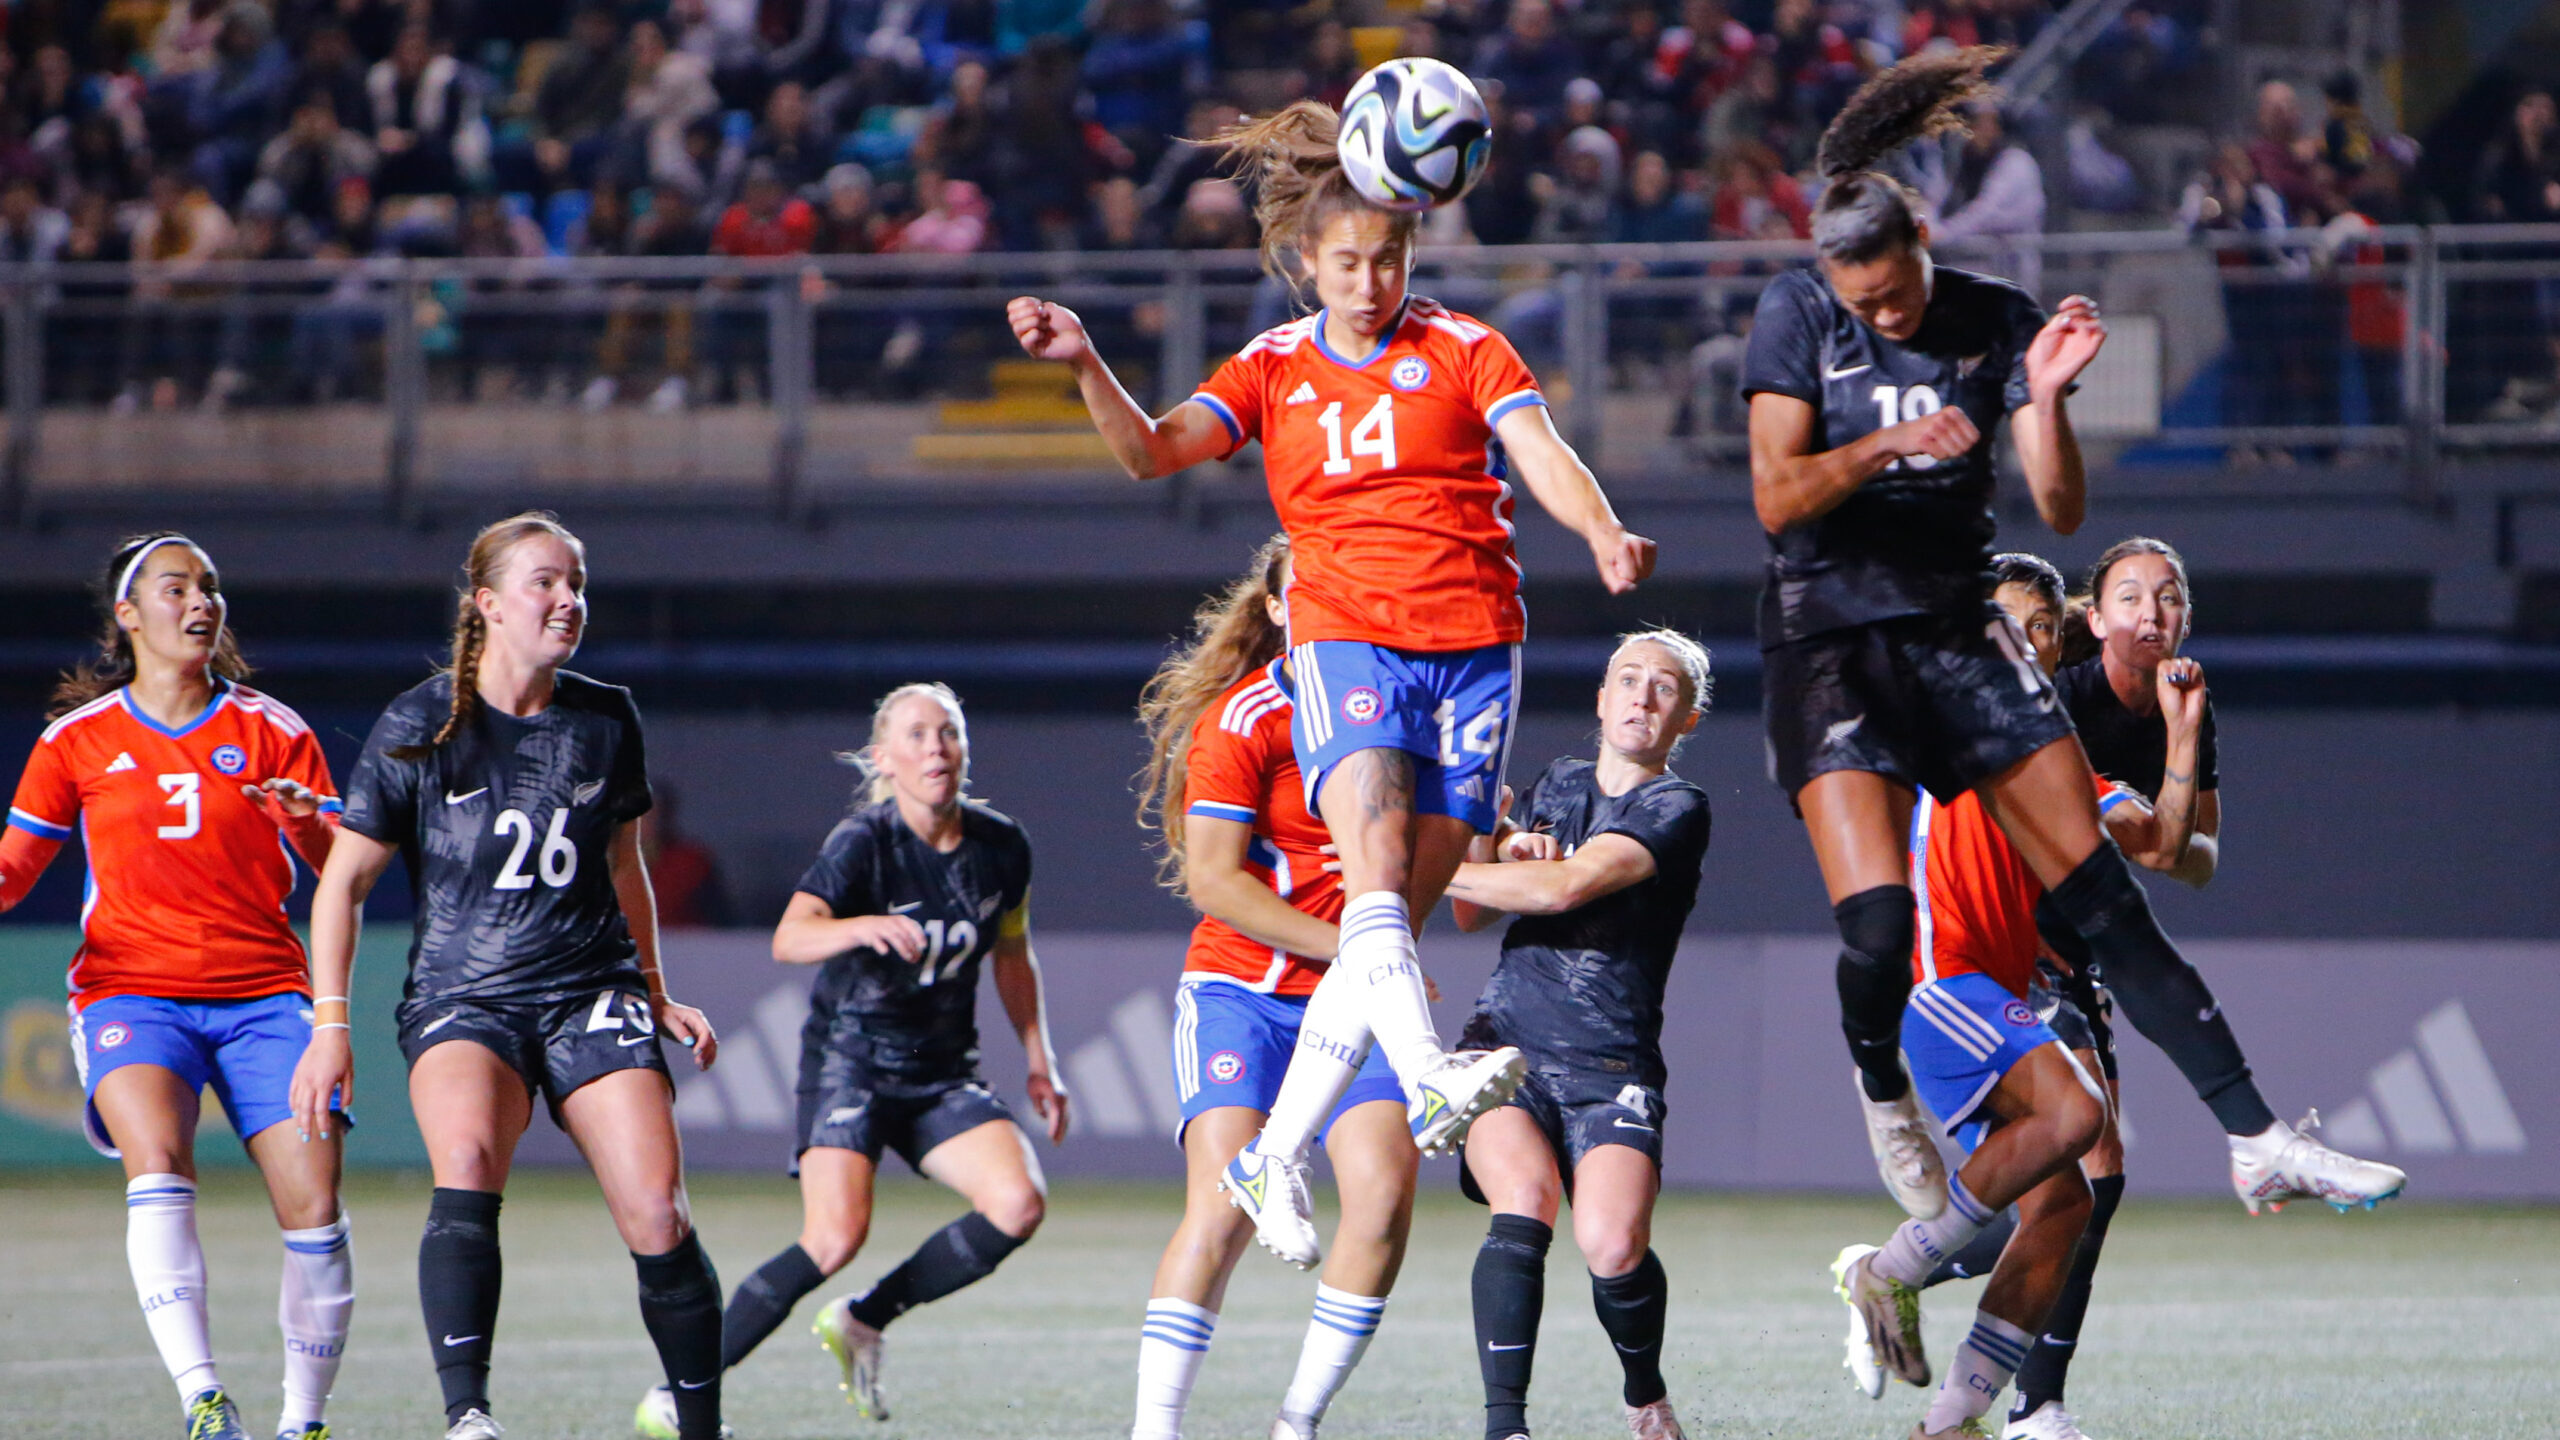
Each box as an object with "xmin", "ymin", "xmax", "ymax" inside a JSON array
[
  {"xmin": 1007, "ymin": 296, "xmax": 1234, "ymax": 480},
  {"xmin": 1494, "ymin": 403, "xmax": 1656, "ymax": 594},
  {"xmin": 2009, "ymin": 294, "xmax": 2105, "ymax": 535}
]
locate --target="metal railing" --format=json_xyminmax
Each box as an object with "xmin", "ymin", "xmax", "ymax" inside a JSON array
[{"xmin": 6, "ymin": 224, "xmax": 2560, "ymax": 523}]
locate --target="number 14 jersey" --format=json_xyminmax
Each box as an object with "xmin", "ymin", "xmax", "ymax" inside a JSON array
[{"xmin": 1191, "ymin": 297, "xmax": 1547, "ymax": 653}]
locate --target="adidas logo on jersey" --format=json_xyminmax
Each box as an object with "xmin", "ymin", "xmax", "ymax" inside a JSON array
[
  {"xmin": 1286, "ymin": 381, "xmax": 1319, "ymax": 405},
  {"xmin": 103, "ymin": 752, "xmax": 137, "ymax": 774}
]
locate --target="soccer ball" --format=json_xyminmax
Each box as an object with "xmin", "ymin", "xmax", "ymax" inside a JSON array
[{"xmin": 1336, "ymin": 58, "xmax": 1493, "ymax": 211}]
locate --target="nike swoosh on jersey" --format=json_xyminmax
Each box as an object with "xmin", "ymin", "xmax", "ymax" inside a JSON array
[
  {"xmin": 420, "ymin": 1010, "xmax": 462, "ymax": 1036},
  {"xmin": 444, "ymin": 787, "xmax": 488, "ymax": 806},
  {"xmin": 891, "ymin": 901, "xmax": 924, "ymax": 914},
  {"xmin": 1823, "ymin": 362, "xmax": 1871, "ymax": 380}
]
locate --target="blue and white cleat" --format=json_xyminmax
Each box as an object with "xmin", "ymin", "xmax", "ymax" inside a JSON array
[
  {"xmin": 276, "ymin": 1426, "xmax": 331, "ymax": 1440},
  {"xmin": 1223, "ymin": 1143, "xmax": 1322, "ymax": 1269},
  {"xmin": 2229, "ymin": 1110, "xmax": 2407, "ymax": 1216},
  {"xmin": 184, "ymin": 1389, "xmax": 250, "ymax": 1440},
  {"xmin": 1408, "ymin": 1048, "xmax": 1527, "ymax": 1156},
  {"xmin": 815, "ymin": 1294, "xmax": 890, "ymax": 1420}
]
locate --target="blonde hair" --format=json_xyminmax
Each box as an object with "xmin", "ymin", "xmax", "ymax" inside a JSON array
[
  {"xmin": 1135, "ymin": 535, "xmax": 1292, "ymax": 893},
  {"xmin": 1215, "ymin": 102, "xmax": 1420, "ymax": 287},
  {"xmin": 394, "ymin": 511, "xmax": 584, "ymax": 759},
  {"xmin": 1610, "ymin": 627, "xmax": 1714, "ymax": 714},
  {"xmin": 52, "ymin": 532, "xmax": 253, "ymax": 719},
  {"xmin": 842, "ymin": 682, "xmax": 971, "ymax": 806}
]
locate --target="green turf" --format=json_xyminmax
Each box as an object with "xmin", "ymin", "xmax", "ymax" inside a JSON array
[{"xmin": 1, "ymin": 1166, "xmax": 2550, "ymax": 1439}]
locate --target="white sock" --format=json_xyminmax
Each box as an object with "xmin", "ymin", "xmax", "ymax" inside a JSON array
[
  {"xmin": 1924, "ymin": 1310, "xmax": 2034, "ymax": 1433},
  {"xmin": 1256, "ymin": 961, "xmax": 1375, "ymax": 1163},
  {"xmin": 1871, "ymin": 1175, "xmax": 1996, "ymax": 1287},
  {"xmin": 127, "ymin": 1173, "xmax": 218, "ymax": 1400},
  {"xmin": 278, "ymin": 1212, "xmax": 354, "ymax": 1431},
  {"xmin": 1132, "ymin": 1297, "xmax": 1217, "ymax": 1440},
  {"xmin": 1278, "ymin": 1283, "xmax": 1386, "ymax": 1426},
  {"xmin": 1334, "ymin": 891, "xmax": 1447, "ymax": 1089}
]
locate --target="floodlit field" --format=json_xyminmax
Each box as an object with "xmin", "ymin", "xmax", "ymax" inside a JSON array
[{"xmin": 3, "ymin": 1167, "xmax": 2550, "ymax": 1439}]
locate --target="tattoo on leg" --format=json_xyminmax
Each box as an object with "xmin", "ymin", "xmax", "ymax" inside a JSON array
[{"xmin": 1356, "ymin": 750, "xmax": 1414, "ymax": 828}]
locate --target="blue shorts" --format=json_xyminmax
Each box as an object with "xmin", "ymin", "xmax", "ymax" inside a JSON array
[
  {"xmin": 1286, "ymin": 640, "xmax": 1519, "ymax": 834},
  {"xmin": 1171, "ymin": 978, "xmax": 1405, "ymax": 1147},
  {"xmin": 70, "ymin": 993, "xmax": 340, "ymax": 1158},
  {"xmin": 1901, "ymin": 972, "xmax": 2060, "ymax": 1149}
]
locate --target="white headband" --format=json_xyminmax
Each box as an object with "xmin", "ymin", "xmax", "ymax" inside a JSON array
[{"xmin": 115, "ymin": 536, "xmax": 195, "ymax": 605}]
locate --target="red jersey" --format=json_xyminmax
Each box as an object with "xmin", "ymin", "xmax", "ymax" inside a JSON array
[
  {"xmin": 7, "ymin": 682, "xmax": 337, "ymax": 1008},
  {"xmin": 1179, "ymin": 660, "xmax": 1341, "ymax": 995},
  {"xmin": 1191, "ymin": 298, "xmax": 1546, "ymax": 652},
  {"xmin": 1911, "ymin": 774, "xmax": 2129, "ymax": 996}
]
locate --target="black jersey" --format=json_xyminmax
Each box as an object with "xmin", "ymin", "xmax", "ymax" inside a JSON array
[
  {"xmin": 1740, "ymin": 264, "xmax": 2046, "ymax": 647},
  {"xmin": 1470, "ymin": 757, "xmax": 1712, "ymax": 1088},
  {"xmin": 342, "ymin": 671, "xmax": 653, "ymax": 1006},
  {"xmin": 2056, "ymin": 656, "xmax": 2219, "ymax": 802},
  {"xmin": 793, "ymin": 799, "xmax": 1033, "ymax": 1088}
]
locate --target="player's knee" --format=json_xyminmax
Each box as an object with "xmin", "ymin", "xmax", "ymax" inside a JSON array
[
  {"xmin": 2051, "ymin": 1078, "xmax": 2107, "ymax": 1161},
  {"xmin": 617, "ymin": 1190, "xmax": 692, "ymax": 1256},
  {"xmin": 431, "ymin": 1142, "xmax": 507, "ymax": 1192},
  {"xmin": 801, "ymin": 1218, "xmax": 869, "ymax": 1273},
  {"xmin": 981, "ymin": 1185, "xmax": 1044, "ymax": 1239},
  {"xmin": 1833, "ymin": 885, "xmax": 1917, "ymax": 1026},
  {"xmin": 1577, "ymin": 1225, "xmax": 1648, "ymax": 1279}
]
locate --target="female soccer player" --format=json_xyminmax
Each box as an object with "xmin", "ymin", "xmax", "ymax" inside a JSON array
[
  {"xmin": 1128, "ymin": 537, "xmax": 1421, "ymax": 1440},
  {"xmin": 1011, "ymin": 98, "xmax": 1655, "ymax": 1269},
  {"xmin": 1444, "ymin": 631, "xmax": 1716, "ymax": 1440},
  {"xmin": 2, "ymin": 533, "xmax": 352, "ymax": 1440},
  {"xmin": 291, "ymin": 513, "xmax": 727, "ymax": 1440},
  {"xmin": 1740, "ymin": 47, "xmax": 2386, "ymax": 1221},
  {"xmin": 693, "ymin": 681, "xmax": 1066, "ymax": 1431}
]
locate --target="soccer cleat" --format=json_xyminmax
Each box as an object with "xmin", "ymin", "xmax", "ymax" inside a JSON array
[
  {"xmin": 1408, "ymin": 1047, "xmax": 1528, "ymax": 1156},
  {"xmin": 1908, "ymin": 1420, "xmax": 1995, "ymax": 1439},
  {"xmin": 2003, "ymin": 1401, "xmax": 2095, "ymax": 1439},
  {"xmin": 1858, "ymin": 1067, "xmax": 1949, "ymax": 1221},
  {"xmin": 184, "ymin": 1388, "xmax": 250, "ymax": 1440},
  {"xmin": 2229, "ymin": 1110, "xmax": 2408, "ymax": 1216},
  {"xmin": 1623, "ymin": 1398, "xmax": 1687, "ymax": 1440},
  {"xmin": 276, "ymin": 1426, "xmax": 330, "ymax": 1440},
  {"xmin": 1832, "ymin": 1244, "xmax": 1929, "ymax": 1388},
  {"xmin": 1269, "ymin": 1413, "xmax": 1317, "ymax": 1440},
  {"xmin": 1222, "ymin": 1143, "xmax": 1323, "ymax": 1269},
  {"xmin": 634, "ymin": 1383, "xmax": 736, "ymax": 1440},
  {"xmin": 815, "ymin": 1294, "xmax": 891, "ymax": 1420},
  {"xmin": 1831, "ymin": 1242, "xmax": 1887, "ymax": 1399},
  {"xmin": 443, "ymin": 1410, "xmax": 504, "ymax": 1440}
]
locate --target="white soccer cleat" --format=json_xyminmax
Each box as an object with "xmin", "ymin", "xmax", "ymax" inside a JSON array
[
  {"xmin": 1858, "ymin": 1067, "xmax": 1949, "ymax": 1221},
  {"xmin": 1831, "ymin": 1242, "xmax": 1887, "ymax": 1398},
  {"xmin": 634, "ymin": 1384, "xmax": 736, "ymax": 1440},
  {"xmin": 1832, "ymin": 1243, "xmax": 1929, "ymax": 1388},
  {"xmin": 2003, "ymin": 1401, "xmax": 2095, "ymax": 1439},
  {"xmin": 815, "ymin": 1294, "xmax": 890, "ymax": 1420},
  {"xmin": 1222, "ymin": 1143, "xmax": 1323, "ymax": 1269},
  {"xmin": 1408, "ymin": 1047, "xmax": 1528, "ymax": 1156},
  {"xmin": 443, "ymin": 1410, "xmax": 504, "ymax": 1440},
  {"xmin": 2229, "ymin": 1110, "xmax": 2408, "ymax": 1215},
  {"xmin": 1624, "ymin": 1397, "xmax": 1688, "ymax": 1440},
  {"xmin": 1269, "ymin": 1413, "xmax": 1318, "ymax": 1440}
]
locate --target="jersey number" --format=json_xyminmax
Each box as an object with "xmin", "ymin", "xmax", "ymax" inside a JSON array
[
  {"xmin": 913, "ymin": 918, "xmax": 978, "ymax": 986},
  {"xmin": 1317, "ymin": 396, "xmax": 1397, "ymax": 476},
  {"xmin": 1871, "ymin": 383, "xmax": 1944, "ymax": 470},
  {"xmin": 155, "ymin": 773, "xmax": 200, "ymax": 840},
  {"xmin": 1434, "ymin": 700, "xmax": 1505, "ymax": 767},
  {"xmin": 583, "ymin": 991, "xmax": 656, "ymax": 1035},
  {"xmin": 493, "ymin": 807, "xmax": 578, "ymax": 890}
]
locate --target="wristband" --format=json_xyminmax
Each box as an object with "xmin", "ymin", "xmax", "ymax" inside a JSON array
[
  {"xmin": 313, "ymin": 996, "xmax": 349, "ymax": 1006},
  {"xmin": 312, "ymin": 1022, "xmax": 351, "ymax": 1033}
]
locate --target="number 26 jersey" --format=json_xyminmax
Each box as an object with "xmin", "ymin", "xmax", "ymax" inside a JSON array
[
  {"xmin": 340, "ymin": 671, "xmax": 653, "ymax": 1006},
  {"xmin": 1190, "ymin": 297, "xmax": 1547, "ymax": 653}
]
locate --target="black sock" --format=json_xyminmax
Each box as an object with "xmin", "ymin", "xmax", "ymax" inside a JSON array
[
  {"xmin": 2011, "ymin": 1174, "xmax": 2125, "ymax": 1420},
  {"xmin": 1925, "ymin": 1208, "xmax": 2018, "ymax": 1287},
  {"xmin": 635, "ymin": 1230, "xmax": 725, "ymax": 1440},
  {"xmin": 2040, "ymin": 849, "xmax": 2277, "ymax": 1135},
  {"xmin": 419, "ymin": 1187, "xmax": 503, "ymax": 1425},
  {"xmin": 1589, "ymin": 1251, "xmax": 1669, "ymax": 1408},
  {"xmin": 846, "ymin": 1211, "xmax": 1026, "ymax": 1331},
  {"xmin": 722, "ymin": 1243, "xmax": 828, "ymax": 1369},
  {"xmin": 1834, "ymin": 886, "xmax": 1918, "ymax": 1102},
  {"xmin": 1472, "ymin": 1213, "xmax": 1551, "ymax": 1440}
]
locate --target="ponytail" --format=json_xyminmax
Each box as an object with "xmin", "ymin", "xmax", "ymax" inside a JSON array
[
  {"xmin": 1136, "ymin": 535, "xmax": 1291, "ymax": 892},
  {"xmin": 1811, "ymin": 46, "xmax": 2008, "ymax": 265},
  {"xmin": 1215, "ymin": 102, "xmax": 1419, "ymax": 287}
]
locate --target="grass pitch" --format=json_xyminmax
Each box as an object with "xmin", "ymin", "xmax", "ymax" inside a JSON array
[{"xmin": 1, "ymin": 1167, "xmax": 2550, "ymax": 1439}]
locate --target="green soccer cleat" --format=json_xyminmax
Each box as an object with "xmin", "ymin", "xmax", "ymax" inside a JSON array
[
  {"xmin": 634, "ymin": 1383, "xmax": 735, "ymax": 1439},
  {"xmin": 815, "ymin": 1295, "xmax": 890, "ymax": 1421}
]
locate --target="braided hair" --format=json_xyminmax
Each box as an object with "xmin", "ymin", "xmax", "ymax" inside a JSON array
[
  {"xmin": 393, "ymin": 511, "xmax": 585, "ymax": 759},
  {"xmin": 1811, "ymin": 46, "xmax": 2009, "ymax": 265}
]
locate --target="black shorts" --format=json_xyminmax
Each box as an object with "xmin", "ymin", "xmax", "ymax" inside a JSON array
[
  {"xmin": 794, "ymin": 1055, "xmax": 1016, "ymax": 1176},
  {"xmin": 1458, "ymin": 1066, "xmax": 1664, "ymax": 1205},
  {"xmin": 396, "ymin": 987, "xmax": 670, "ymax": 1123},
  {"xmin": 1763, "ymin": 607, "xmax": 2077, "ymax": 804},
  {"xmin": 2034, "ymin": 964, "xmax": 2118, "ymax": 1083}
]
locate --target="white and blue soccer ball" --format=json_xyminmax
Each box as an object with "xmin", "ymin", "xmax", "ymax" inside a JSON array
[{"xmin": 1336, "ymin": 58, "xmax": 1493, "ymax": 211}]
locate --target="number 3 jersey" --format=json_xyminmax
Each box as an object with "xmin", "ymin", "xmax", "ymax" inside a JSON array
[
  {"xmin": 792, "ymin": 800, "xmax": 1033, "ymax": 1088},
  {"xmin": 1190, "ymin": 297, "xmax": 1546, "ymax": 652},
  {"xmin": 340, "ymin": 671, "xmax": 653, "ymax": 1006},
  {"xmin": 7, "ymin": 680, "xmax": 339, "ymax": 1008},
  {"xmin": 1739, "ymin": 265, "xmax": 2046, "ymax": 647}
]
